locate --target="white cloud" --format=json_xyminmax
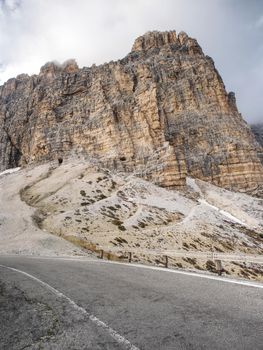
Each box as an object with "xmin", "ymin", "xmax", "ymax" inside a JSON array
[{"xmin": 256, "ymin": 14, "xmax": 263, "ymax": 27}]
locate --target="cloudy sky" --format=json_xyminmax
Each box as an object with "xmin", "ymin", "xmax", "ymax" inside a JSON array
[{"xmin": 0, "ymin": 0, "xmax": 262, "ymax": 122}]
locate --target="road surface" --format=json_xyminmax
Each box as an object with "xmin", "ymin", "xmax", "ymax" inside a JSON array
[{"xmin": 0, "ymin": 255, "xmax": 262, "ymax": 349}]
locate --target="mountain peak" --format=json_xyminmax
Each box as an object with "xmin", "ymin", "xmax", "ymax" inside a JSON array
[
  {"xmin": 39, "ymin": 59, "xmax": 79, "ymax": 77},
  {"xmin": 131, "ymin": 30, "xmax": 203, "ymax": 56},
  {"xmin": 131, "ymin": 30, "xmax": 178, "ymax": 52}
]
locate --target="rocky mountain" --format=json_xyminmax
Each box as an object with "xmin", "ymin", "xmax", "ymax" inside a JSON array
[
  {"xmin": 251, "ymin": 123, "xmax": 263, "ymax": 146},
  {"xmin": 0, "ymin": 31, "xmax": 262, "ymax": 195},
  {"xmin": 251, "ymin": 123, "xmax": 263, "ymax": 164}
]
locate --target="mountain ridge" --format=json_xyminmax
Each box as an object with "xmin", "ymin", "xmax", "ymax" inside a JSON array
[{"xmin": 0, "ymin": 30, "xmax": 262, "ymax": 196}]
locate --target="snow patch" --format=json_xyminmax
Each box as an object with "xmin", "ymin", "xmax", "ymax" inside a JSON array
[
  {"xmin": 198, "ymin": 198, "xmax": 247, "ymax": 226},
  {"xmin": 0, "ymin": 167, "xmax": 21, "ymax": 177},
  {"xmin": 186, "ymin": 177, "xmax": 202, "ymax": 194}
]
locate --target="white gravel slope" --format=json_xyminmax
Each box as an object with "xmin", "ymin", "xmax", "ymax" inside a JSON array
[{"xmin": 0, "ymin": 164, "xmax": 89, "ymax": 256}]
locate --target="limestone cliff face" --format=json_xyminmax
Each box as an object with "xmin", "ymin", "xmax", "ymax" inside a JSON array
[
  {"xmin": 251, "ymin": 123, "xmax": 263, "ymax": 147},
  {"xmin": 0, "ymin": 31, "xmax": 262, "ymax": 195},
  {"xmin": 251, "ymin": 123, "xmax": 263, "ymax": 165}
]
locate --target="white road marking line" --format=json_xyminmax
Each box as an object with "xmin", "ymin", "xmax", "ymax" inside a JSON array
[
  {"xmin": 1, "ymin": 254, "xmax": 263, "ymax": 289},
  {"xmin": 0, "ymin": 264, "xmax": 140, "ymax": 350},
  {"xmin": 93, "ymin": 260, "xmax": 263, "ymax": 289}
]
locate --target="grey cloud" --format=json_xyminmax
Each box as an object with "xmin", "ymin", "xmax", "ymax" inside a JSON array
[{"xmin": 0, "ymin": 0, "xmax": 262, "ymax": 122}]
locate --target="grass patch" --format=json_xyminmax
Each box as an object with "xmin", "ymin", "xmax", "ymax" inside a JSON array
[
  {"xmin": 108, "ymin": 206, "xmax": 117, "ymax": 211},
  {"xmin": 97, "ymin": 194, "xmax": 107, "ymax": 200},
  {"xmin": 182, "ymin": 242, "xmax": 190, "ymax": 249},
  {"xmin": 97, "ymin": 176, "xmax": 107, "ymax": 183},
  {"xmin": 112, "ymin": 219, "xmax": 123, "ymax": 226},
  {"xmin": 114, "ymin": 237, "xmax": 128, "ymax": 244}
]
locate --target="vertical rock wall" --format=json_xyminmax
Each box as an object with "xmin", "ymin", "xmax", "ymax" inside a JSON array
[{"xmin": 0, "ymin": 31, "xmax": 262, "ymax": 195}]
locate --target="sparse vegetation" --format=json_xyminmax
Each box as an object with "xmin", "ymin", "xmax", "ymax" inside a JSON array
[
  {"xmin": 111, "ymin": 180, "xmax": 117, "ymax": 189},
  {"xmin": 12, "ymin": 160, "xmax": 263, "ymax": 281},
  {"xmin": 108, "ymin": 206, "xmax": 117, "ymax": 211},
  {"xmin": 111, "ymin": 219, "xmax": 122, "ymax": 226},
  {"xmin": 206, "ymin": 260, "xmax": 216, "ymax": 273},
  {"xmin": 97, "ymin": 194, "xmax": 107, "ymax": 200},
  {"xmin": 97, "ymin": 176, "xmax": 107, "ymax": 183},
  {"xmin": 114, "ymin": 237, "xmax": 128, "ymax": 244}
]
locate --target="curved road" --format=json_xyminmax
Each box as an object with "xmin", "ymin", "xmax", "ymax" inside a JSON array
[{"xmin": 0, "ymin": 256, "xmax": 262, "ymax": 349}]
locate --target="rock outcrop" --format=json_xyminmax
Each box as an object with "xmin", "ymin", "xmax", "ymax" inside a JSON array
[
  {"xmin": 0, "ymin": 31, "xmax": 262, "ymax": 195},
  {"xmin": 251, "ymin": 123, "xmax": 263, "ymax": 165},
  {"xmin": 251, "ymin": 123, "xmax": 263, "ymax": 147}
]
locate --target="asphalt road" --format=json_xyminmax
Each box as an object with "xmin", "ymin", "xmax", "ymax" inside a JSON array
[{"xmin": 0, "ymin": 256, "xmax": 262, "ymax": 350}]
